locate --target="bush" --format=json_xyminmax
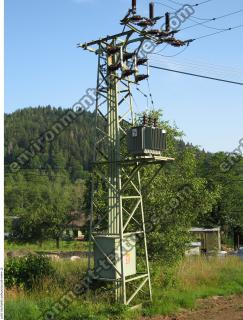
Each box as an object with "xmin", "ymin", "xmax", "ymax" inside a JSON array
[{"xmin": 5, "ymin": 254, "xmax": 54, "ymax": 289}]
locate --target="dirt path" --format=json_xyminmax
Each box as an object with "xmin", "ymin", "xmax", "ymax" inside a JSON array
[{"xmin": 142, "ymin": 295, "xmax": 243, "ymax": 320}]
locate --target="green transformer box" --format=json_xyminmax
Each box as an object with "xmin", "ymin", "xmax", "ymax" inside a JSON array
[{"xmin": 127, "ymin": 126, "xmax": 166, "ymax": 156}]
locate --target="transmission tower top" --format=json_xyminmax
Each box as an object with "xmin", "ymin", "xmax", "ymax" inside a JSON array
[{"xmin": 77, "ymin": 0, "xmax": 191, "ymax": 84}]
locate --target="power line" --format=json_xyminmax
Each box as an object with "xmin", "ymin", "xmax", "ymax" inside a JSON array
[
  {"xmin": 154, "ymin": 24, "xmax": 243, "ymax": 54},
  {"xmin": 136, "ymin": 86, "xmax": 148, "ymax": 98},
  {"xmin": 192, "ymin": 24, "xmax": 243, "ymax": 40},
  {"xmin": 154, "ymin": 1, "xmax": 243, "ymax": 32},
  {"xmin": 181, "ymin": 10, "xmax": 243, "ymax": 31},
  {"xmin": 154, "ymin": 0, "xmax": 215, "ymax": 21},
  {"xmin": 151, "ymin": 21, "xmax": 243, "ymax": 58},
  {"xmin": 164, "ymin": 0, "xmax": 215, "ymax": 7},
  {"xmin": 192, "ymin": 0, "xmax": 214, "ymax": 7},
  {"xmin": 151, "ymin": 46, "xmax": 189, "ymax": 57},
  {"xmin": 151, "ymin": 56, "xmax": 243, "ymax": 74},
  {"xmin": 152, "ymin": 43, "xmax": 169, "ymax": 55},
  {"xmin": 149, "ymin": 65, "xmax": 243, "ymax": 86},
  {"xmin": 149, "ymin": 55, "xmax": 243, "ymax": 78},
  {"xmin": 146, "ymin": 78, "xmax": 155, "ymax": 110}
]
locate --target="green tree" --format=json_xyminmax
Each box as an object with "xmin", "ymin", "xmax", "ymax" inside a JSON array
[
  {"xmin": 197, "ymin": 152, "xmax": 243, "ymax": 240},
  {"xmin": 8, "ymin": 172, "xmax": 78, "ymax": 247},
  {"xmin": 140, "ymin": 111, "xmax": 221, "ymax": 263}
]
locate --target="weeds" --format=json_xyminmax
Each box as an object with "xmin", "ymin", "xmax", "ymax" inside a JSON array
[{"xmin": 4, "ymin": 256, "xmax": 243, "ymax": 319}]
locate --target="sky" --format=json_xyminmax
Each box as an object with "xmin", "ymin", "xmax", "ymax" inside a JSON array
[{"xmin": 4, "ymin": 0, "xmax": 243, "ymax": 152}]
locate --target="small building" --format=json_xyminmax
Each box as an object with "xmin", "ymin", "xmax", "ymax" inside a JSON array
[
  {"xmin": 185, "ymin": 241, "xmax": 201, "ymax": 256},
  {"xmin": 63, "ymin": 211, "xmax": 86, "ymax": 240},
  {"xmin": 190, "ymin": 227, "xmax": 221, "ymax": 254}
]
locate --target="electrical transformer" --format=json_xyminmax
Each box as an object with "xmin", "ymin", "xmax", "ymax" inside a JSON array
[
  {"xmin": 94, "ymin": 234, "xmax": 136, "ymax": 280},
  {"xmin": 127, "ymin": 126, "xmax": 167, "ymax": 156}
]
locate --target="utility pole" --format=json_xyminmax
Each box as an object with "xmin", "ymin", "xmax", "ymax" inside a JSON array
[{"xmin": 78, "ymin": 0, "xmax": 190, "ymax": 306}]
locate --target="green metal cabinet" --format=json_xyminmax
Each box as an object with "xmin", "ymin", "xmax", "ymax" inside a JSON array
[{"xmin": 94, "ymin": 234, "xmax": 136, "ymax": 280}]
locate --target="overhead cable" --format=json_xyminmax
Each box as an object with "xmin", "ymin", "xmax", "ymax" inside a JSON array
[{"xmin": 150, "ymin": 65, "xmax": 243, "ymax": 85}]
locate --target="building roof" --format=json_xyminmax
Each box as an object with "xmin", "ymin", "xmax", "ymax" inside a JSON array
[
  {"xmin": 66, "ymin": 211, "xmax": 86, "ymax": 228},
  {"xmin": 190, "ymin": 227, "xmax": 220, "ymax": 233}
]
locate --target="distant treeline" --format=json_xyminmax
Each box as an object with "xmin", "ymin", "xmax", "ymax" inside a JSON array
[{"xmin": 4, "ymin": 106, "xmax": 243, "ymax": 258}]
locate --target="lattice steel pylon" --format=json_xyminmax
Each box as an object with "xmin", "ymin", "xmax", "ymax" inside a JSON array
[{"xmin": 77, "ymin": 0, "xmax": 191, "ymax": 306}]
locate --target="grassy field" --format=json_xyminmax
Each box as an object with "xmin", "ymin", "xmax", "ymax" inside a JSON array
[
  {"xmin": 5, "ymin": 256, "xmax": 243, "ymax": 320},
  {"xmin": 144, "ymin": 256, "xmax": 243, "ymax": 316},
  {"xmin": 4, "ymin": 240, "xmax": 89, "ymax": 252}
]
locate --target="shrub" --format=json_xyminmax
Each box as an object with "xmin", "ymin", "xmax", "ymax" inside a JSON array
[{"xmin": 5, "ymin": 254, "xmax": 54, "ymax": 289}]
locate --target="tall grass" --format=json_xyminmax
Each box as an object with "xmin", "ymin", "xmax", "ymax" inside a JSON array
[
  {"xmin": 5, "ymin": 298, "xmax": 42, "ymax": 320},
  {"xmin": 5, "ymin": 240, "xmax": 88, "ymax": 252},
  {"xmin": 144, "ymin": 256, "xmax": 243, "ymax": 316},
  {"xmin": 5, "ymin": 256, "xmax": 243, "ymax": 320}
]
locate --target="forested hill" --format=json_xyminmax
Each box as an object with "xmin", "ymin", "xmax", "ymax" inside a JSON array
[
  {"xmin": 4, "ymin": 106, "xmax": 192, "ymax": 179},
  {"xmin": 4, "ymin": 106, "xmax": 95, "ymax": 181},
  {"xmin": 4, "ymin": 106, "xmax": 243, "ymax": 246}
]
